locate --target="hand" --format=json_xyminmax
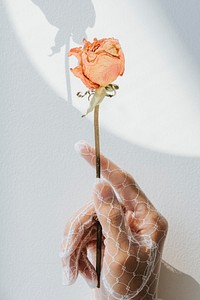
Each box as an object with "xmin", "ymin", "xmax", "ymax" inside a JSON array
[{"xmin": 60, "ymin": 141, "xmax": 168, "ymax": 300}]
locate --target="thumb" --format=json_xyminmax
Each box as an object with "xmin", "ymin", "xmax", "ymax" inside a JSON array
[{"xmin": 93, "ymin": 179, "xmax": 129, "ymax": 249}]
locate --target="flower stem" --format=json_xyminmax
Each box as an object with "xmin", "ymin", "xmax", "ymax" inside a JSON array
[
  {"xmin": 94, "ymin": 104, "xmax": 102, "ymax": 288},
  {"xmin": 94, "ymin": 105, "xmax": 101, "ymax": 177}
]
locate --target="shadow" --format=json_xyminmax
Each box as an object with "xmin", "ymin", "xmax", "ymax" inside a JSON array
[
  {"xmin": 158, "ymin": 261, "xmax": 200, "ymax": 300},
  {"xmin": 32, "ymin": 0, "xmax": 95, "ymax": 54},
  {"xmin": 31, "ymin": 0, "xmax": 95, "ymax": 104},
  {"xmin": 1, "ymin": 1, "xmax": 200, "ymax": 299},
  {"xmin": 160, "ymin": 0, "xmax": 200, "ymax": 67}
]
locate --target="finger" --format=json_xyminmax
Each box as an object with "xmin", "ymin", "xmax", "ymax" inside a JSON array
[
  {"xmin": 126, "ymin": 208, "xmax": 168, "ymax": 244},
  {"xmin": 60, "ymin": 225, "xmax": 97, "ymax": 285},
  {"xmin": 62, "ymin": 200, "xmax": 96, "ymax": 256},
  {"xmin": 75, "ymin": 140, "xmax": 151, "ymax": 212},
  {"xmin": 93, "ymin": 179, "xmax": 129, "ymax": 251},
  {"xmin": 79, "ymin": 248, "xmax": 97, "ymax": 288},
  {"xmin": 61, "ymin": 250, "xmax": 79, "ymax": 285}
]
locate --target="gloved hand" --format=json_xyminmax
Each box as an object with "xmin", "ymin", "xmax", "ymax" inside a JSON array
[{"xmin": 60, "ymin": 141, "xmax": 168, "ymax": 300}]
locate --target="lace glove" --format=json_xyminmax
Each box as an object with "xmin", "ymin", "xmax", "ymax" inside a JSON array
[{"xmin": 60, "ymin": 141, "xmax": 168, "ymax": 300}]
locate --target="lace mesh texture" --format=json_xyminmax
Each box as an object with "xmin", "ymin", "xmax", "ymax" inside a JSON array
[{"xmin": 60, "ymin": 141, "xmax": 168, "ymax": 299}]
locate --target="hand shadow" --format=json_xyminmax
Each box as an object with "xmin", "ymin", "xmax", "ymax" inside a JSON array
[{"xmin": 158, "ymin": 260, "xmax": 200, "ymax": 300}]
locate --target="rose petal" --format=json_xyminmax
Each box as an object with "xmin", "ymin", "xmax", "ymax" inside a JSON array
[
  {"xmin": 82, "ymin": 53, "xmax": 124, "ymax": 87},
  {"xmin": 94, "ymin": 38, "xmax": 120, "ymax": 56},
  {"xmin": 83, "ymin": 38, "xmax": 92, "ymax": 50},
  {"xmin": 87, "ymin": 51, "xmax": 97, "ymax": 63},
  {"xmin": 105, "ymin": 47, "xmax": 118, "ymax": 56},
  {"xmin": 68, "ymin": 47, "xmax": 83, "ymax": 65},
  {"xmin": 118, "ymin": 48, "xmax": 125, "ymax": 75},
  {"xmin": 70, "ymin": 66, "xmax": 100, "ymax": 89}
]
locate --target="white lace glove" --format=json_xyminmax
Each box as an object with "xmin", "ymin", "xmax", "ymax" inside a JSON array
[{"xmin": 60, "ymin": 141, "xmax": 168, "ymax": 300}]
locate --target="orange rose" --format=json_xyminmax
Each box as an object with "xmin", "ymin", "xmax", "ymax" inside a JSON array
[{"xmin": 68, "ymin": 37, "xmax": 125, "ymax": 89}]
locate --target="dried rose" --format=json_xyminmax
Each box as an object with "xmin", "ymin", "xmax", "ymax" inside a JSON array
[{"xmin": 68, "ymin": 37, "xmax": 125, "ymax": 89}]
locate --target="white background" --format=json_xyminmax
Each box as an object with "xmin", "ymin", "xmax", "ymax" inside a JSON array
[{"xmin": 1, "ymin": 0, "xmax": 200, "ymax": 299}]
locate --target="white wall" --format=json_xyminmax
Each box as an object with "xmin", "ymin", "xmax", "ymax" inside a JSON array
[{"xmin": 1, "ymin": 1, "xmax": 200, "ymax": 299}]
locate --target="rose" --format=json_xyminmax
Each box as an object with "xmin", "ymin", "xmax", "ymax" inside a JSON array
[
  {"xmin": 68, "ymin": 37, "xmax": 125, "ymax": 89},
  {"xmin": 67, "ymin": 38, "xmax": 125, "ymax": 287},
  {"xmin": 68, "ymin": 37, "xmax": 125, "ymax": 116}
]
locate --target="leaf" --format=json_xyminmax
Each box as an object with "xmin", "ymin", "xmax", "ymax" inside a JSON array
[{"xmin": 82, "ymin": 87, "xmax": 106, "ymax": 117}]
